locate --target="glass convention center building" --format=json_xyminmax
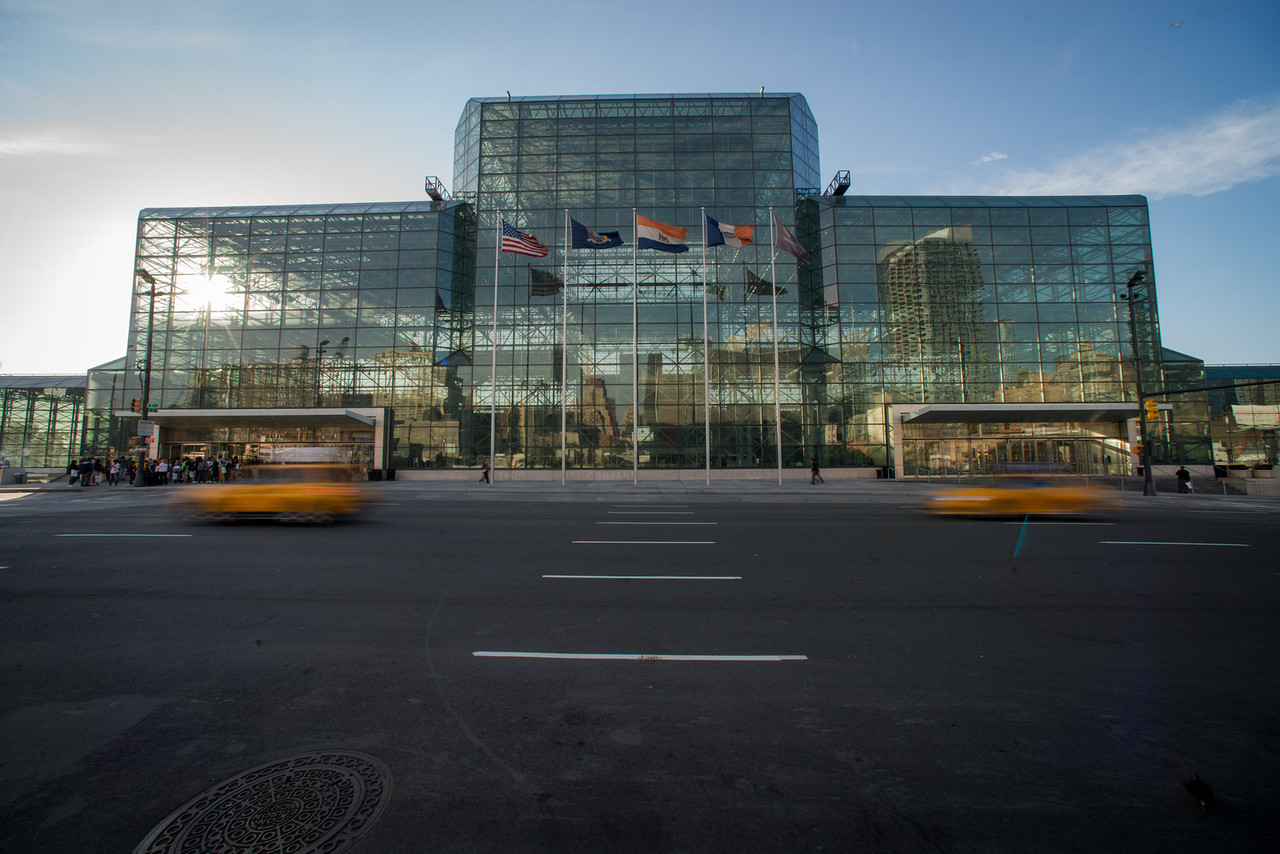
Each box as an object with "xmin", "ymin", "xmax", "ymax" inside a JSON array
[{"xmin": 87, "ymin": 92, "xmax": 1186, "ymax": 477}]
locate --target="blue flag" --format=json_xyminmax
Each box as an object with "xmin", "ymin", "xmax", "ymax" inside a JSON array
[{"xmin": 571, "ymin": 218, "xmax": 623, "ymax": 250}]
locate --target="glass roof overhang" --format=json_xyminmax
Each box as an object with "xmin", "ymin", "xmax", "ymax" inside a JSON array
[
  {"xmin": 900, "ymin": 403, "xmax": 1142, "ymax": 425},
  {"xmin": 467, "ymin": 92, "xmax": 806, "ymax": 103},
  {"xmin": 0, "ymin": 375, "xmax": 87, "ymax": 390},
  {"xmin": 820, "ymin": 195, "xmax": 1149, "ymax": 209},
  {"xmin": 138, "ymin": 200, "xmax": 456, "ymax": 220},
  {"xmin": 147, "ymin": 408, "xmax": 378, "ymax": 430}
]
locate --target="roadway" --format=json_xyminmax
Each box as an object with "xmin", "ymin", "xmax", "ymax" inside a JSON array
[{"xmin": 1, "ymin": 482, "xmax": 1277, "ymax": 852}]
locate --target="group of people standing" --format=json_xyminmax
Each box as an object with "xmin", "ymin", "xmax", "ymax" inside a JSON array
[
  {"xmin": 138, "ymin": 456, "xmax": 240, "ymax": 485},
  {"xmin": 67, "ymin": 455, "xmax": 240, "ymax": 487},
  {"xmin": 66, "ymin": 457, "xmax": 129, "ymax": 487}
]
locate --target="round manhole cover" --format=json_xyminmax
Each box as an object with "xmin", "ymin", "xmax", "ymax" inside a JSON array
[{"xmin": 133, "ymin": 751, "xmax": 392, "ymax": 854}]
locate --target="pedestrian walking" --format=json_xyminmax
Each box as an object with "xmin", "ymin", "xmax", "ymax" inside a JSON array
[
  {"xmin": 1176, "ymin": 465, "xmax": 1192, "ymax": 493},
  {"xmin": 810, "ymin": 458, "xmax": 824, "ymax": 484},
  {"xmin": 479, "ymin": 459, "xmax": 490, "ymax": 484}
]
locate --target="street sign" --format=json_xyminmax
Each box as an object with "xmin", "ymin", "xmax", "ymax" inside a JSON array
[
  {"xmin": 147, "ymin": 402, "xmax": 159, "ymax": 412},
  {"xmin": 137, "ymin": 420, "xmax": 155, "ymax": 437}
]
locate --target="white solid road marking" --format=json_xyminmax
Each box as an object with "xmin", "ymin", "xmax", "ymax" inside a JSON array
[
  {"xmin": 597, "ymin": 521, "xmax": 716, "ymax": 525},
  {"xmin": 1099, "ymin": 540, "xmax": 1250, "ymax": 547},
  {"xmin": 543, "ymin": 574, "xmax": 740, "ymax": 580},
  {"xmin": 572, "ymin": 540, "xmax": 715, "ymax": 545},
  {"xmin": 473, "ymin": 651, "xmax": 806, "ymax": 661},
  {"xmin": 607, "ymin": 511, "xmax": 695, "ymax": 515},
  {"xmin": 612, "ymin": 504, "xmax": 688, "ymax": 508},
  {"xmin": 1003, "ymin": 521, "xmax": 1115, "ymax": 526},
  {"xmin": 57, "ymin": 533, "xmax": 193, "ymax": 538}
]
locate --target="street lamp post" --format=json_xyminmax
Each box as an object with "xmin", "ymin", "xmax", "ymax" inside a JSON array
[
  {"xmin": 133, "ymin": 268, "xmax": 159, "ymax": 487},
  {"xmin": 315, "ymin": 339, "xmax": 330, "ymax": 407},
  {"xmin": 1123, "ymin": 269, "xmax": 1157, "ymax": 497}
]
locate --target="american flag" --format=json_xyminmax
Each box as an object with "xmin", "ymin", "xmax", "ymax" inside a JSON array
[{"xmin": 501, "ymin": 220, "xmax": 548, "ymax": 257}]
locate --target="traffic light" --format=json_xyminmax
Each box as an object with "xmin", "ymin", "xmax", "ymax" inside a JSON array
[
  {"xmin": 131, "ymin": 398, "xmax": 142, "ymax": 413},
  {"xmin": 1132, "ymin": 444, "xmax": 1144, "ymax": 457},
  {"xmin": 1144, "ymin": 399, "xmax": 1160, "ymax": 420}
]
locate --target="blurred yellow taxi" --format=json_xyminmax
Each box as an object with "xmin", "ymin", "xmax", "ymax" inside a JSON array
[
  {"xmin": 925, "ymin": 479, "xmax": 1115, "ymax": 517},
  {"xmin": 170, "ymin": 464, "xmax": 364, "ymax": 523}
]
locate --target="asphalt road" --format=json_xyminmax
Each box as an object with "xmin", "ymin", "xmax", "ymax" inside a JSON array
[{"xmin": 1, "ymin": 484, "xmax": 1278, "ymax": 852}]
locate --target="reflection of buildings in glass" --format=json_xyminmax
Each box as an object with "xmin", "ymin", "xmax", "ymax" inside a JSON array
[
  {"xmin": 577, "ymin": 375, "xmax": 621, "ymax": 463},
  {"xmin": 1066, "ymin": 339, "xmax": 1123, "ymax": 402},
  {"xmin": 1049, "ymin": 338, "xmax": 1121, "ymax": 402},
  {"xmin": 1218, "ymin": 404, "xmax": 1280, "ymax": 464},
  {"xmin": 842, "ymin": 395, "xmax": 893, "ymax": 467},
  {"xmin": 371, "ymin": 348, "xmax": 463, "ymax": 462},
  {"xmin": 714, "ymin": 327, "xmax": 802, "ymax": 415},
  {"xmin": 876, "ymin": 227, "xmax": 990, "ymax": 400},
  {"xmin": 1207, "ymin": 365, "xmax": 1280, "ymax": 465},
  {"xmin": 998, "ymin": 339, "xmax": 1125, "ymax": 405},
  {"xmin": 196, "ymin": 360, "xmax": 312, "ymax": 409}
]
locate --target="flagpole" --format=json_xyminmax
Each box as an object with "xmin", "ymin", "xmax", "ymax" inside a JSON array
[
  {"xmin": 631, "ymin": 208, "xmax": 639, "ymax": 486},
  {"xmin": 769, "ymin": 208, "xmax": 782, "ymax": 486},
  {"xmin": 490, "ymin": 212, "xmax": 501, "ymax": 485},
  {"xmin": 561, "ymin": 209, "xmax": 569, "ymax": 485},
  {"xmin": 701, "ymin": 207, "xmax": 710, "ymax": 486}
]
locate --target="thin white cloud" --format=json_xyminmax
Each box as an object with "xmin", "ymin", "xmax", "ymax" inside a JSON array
[
  {"xmin": 5, "ymin": 0, "xmax": 244, "ymax": 52},
  {"xmin": 0, "ymin": 131, "xmax": 118, "ymax": 157},
  {"xmin": 66, "ymin": 22, "xmax": 242, "ymax": 53},
  {"xmin": 984, "ymin": 97, "xmax": 1280, "ymax": 199},
  {"xmin": 977, "ymin": 151, "xmax": 1008, "ymax": 164}
]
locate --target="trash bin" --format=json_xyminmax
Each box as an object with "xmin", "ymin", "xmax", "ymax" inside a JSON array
[
  {"xmin": 386, "ymin": 469, "xmax": 396, "ymax": 481},
  {"xmin": 367, "ymin": 469, "xmax": 382, "ymax": 481}
]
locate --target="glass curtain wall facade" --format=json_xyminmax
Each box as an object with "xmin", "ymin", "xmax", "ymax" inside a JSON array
[
  {"xmin": 1204, "ymin": 365, "xmax": 1280, "ymax": 467},
  {"xmin": 81, "ymin": 357, "xmax": 129, "ymax": 460},
  {"xmin": 106, "ymin": 201, "xmax": 475, "ymax": 467},
  {"xmin": 455, "ymin": 93, "xmax": 820, "ymax": 469},
  {"xmin": 1156, "ymin": 348, "xmax": 1212, "ymax": 465},
  {"xmin": 803, "ymin": 195, "xmax": 1163, "ymax": 475},
  {"xmin": 0, "ymin": 375, "xmax": 85, "ymax": 470},
  {"xmin": 92, "ymin": 93, "xmax": 1180, "ymax": 474}
]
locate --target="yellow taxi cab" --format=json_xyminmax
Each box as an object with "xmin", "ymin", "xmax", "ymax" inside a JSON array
[
  {"xmin": 170, "ymin": 464, "xmax": 364, "ymax": 523},
  {"xmin": 924, "ymin": 478, "xmax": 1115, "ymax": 517}
]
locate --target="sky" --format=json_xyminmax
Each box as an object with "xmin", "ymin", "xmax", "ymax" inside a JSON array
[{"xmin": 1, "ymin": 0, "xmax": 1277, "ymax": 375}]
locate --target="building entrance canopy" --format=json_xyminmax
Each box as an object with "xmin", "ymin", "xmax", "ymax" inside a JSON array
[
  {"xmin": 148, "ymin": 408, "xmax": 376, "ymax": 430},
  {"xmin": 900, "ymin": 402, "xmax": 1141, "ymax": 425},
  {"xmin": 142, "ymin": 408, "xmax": 389, "ymax": 471}
]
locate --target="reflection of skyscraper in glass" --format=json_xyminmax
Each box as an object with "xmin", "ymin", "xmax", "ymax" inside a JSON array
[{"xmin": 877, "ymin": 226, "xmax": 988, "ymax": 401}]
